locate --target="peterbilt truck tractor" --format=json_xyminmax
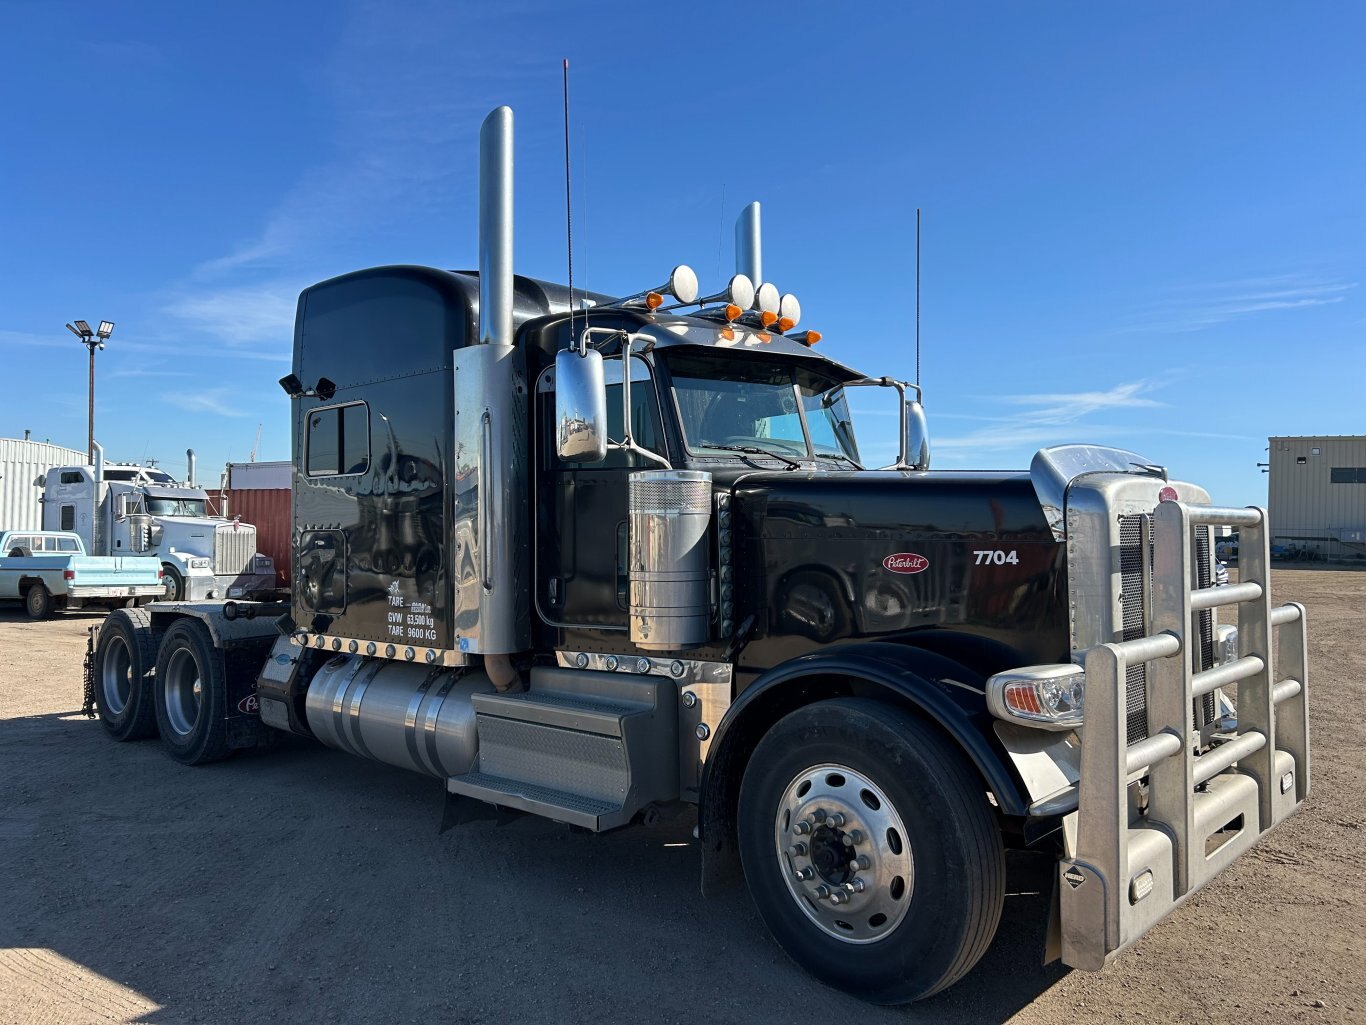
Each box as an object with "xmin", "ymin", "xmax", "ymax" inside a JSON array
[
  {"xmin": 42, "ymin": 449, "xmax": 275, "ymax": 601},
  {"xmin": 86, "ymin": 106, "xmax": 1311, "ymax": 1003}
]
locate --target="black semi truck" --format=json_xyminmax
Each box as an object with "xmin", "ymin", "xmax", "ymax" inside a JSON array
[{"xmin": 87, "ymin": 106, "xmax": 1311, "ymax": 1003}]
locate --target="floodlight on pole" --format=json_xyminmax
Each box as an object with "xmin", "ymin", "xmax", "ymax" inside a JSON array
[{"xmin": 69, "ymin": 317, "xmax": 113, "ymax": 462}]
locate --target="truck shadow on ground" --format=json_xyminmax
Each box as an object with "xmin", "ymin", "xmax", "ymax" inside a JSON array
[{"xmin": 1, "ymin": 715, "xmax": 1070, "ymax": 1025}]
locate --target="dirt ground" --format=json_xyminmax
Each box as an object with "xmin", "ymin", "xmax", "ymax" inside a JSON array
[{"xmin": 1, "ymin": 568, "xmax": 1362, "ymax": 1025}]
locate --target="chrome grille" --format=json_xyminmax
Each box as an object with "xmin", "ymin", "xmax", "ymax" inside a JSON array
[
  {"xmin": 213, "ymin": 523, "xmax": 257, "ymax": 575},
  {"xmin": 1118, "ymin": 515, "xmax": 1218, "ymax": 746}
]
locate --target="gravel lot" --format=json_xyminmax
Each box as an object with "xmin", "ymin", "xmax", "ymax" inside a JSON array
[{"xmin": 1, "ymin": 568, "xmax": 1362, "ymax": 1024}]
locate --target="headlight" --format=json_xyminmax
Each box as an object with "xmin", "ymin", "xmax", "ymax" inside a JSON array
[{"xmin": 986, "ymin": 664, "xmax": 1085, "ymax": 731}]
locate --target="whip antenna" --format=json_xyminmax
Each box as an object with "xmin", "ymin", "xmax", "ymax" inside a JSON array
[
  {"xmin": 916, "ymin": 207, "xmax": 921, "ymax": 387},
  {"xmin": 563, "ymin": 58, "xmax": 575, "ymax": 346}
]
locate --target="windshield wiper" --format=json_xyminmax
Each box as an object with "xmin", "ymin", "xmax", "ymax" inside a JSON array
[
  {"xmin": 815, "ymin": 451, "xmax": 863, "ymax": 469},
  {"xmin": 705, "ymin": 443, "xmax": 803, "ymax": 469}
]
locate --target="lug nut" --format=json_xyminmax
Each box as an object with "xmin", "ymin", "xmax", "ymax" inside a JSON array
[
  {"xmin": 829, "ymin": 812, "xmax": 846, "ymax": 827},
  {"xmin": 849, "ymin": 878, "xmax": 866, "ymax": 893},
  {"xmin": 829, "ymin": 890, "xmax": 849, "ymax": 905},
  {"xmin": 787, "ymin": 842, "xmax": 808, "ymax": 857},
  {"xmin": 793, "ymin": 867, "xmax": 814, "ymax": 881},
  {"xmin": 814, "ymin": 885, "xmax": 831, "ymax": 900},
  {"xmin": 856, "ymin": 855, "xmax": 871, "ymax": 870},
  {"xmin": 841, "ymin": 834, "xmax": 854, "ymax": 847},
  {"xmin": 811, "ymin": 809, "xmax": 827, "ymax": 824},
  {"xmin": 848, "ymin": 829, "xmax": 865, "ymax": 845},
  {"xmin": 793, "ymin": 820, "xmax": 812, "ymax": 836}
]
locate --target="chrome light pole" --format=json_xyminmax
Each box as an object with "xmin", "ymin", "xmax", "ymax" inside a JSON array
[{"xmin": 66, "ymin": 319, "xmax": 114, "ymax": 462}]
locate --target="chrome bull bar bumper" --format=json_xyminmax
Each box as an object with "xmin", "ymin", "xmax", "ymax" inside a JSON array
[{"xmin": 1059, "ymin": 501, "xmax": 1310, "ymax": 971}]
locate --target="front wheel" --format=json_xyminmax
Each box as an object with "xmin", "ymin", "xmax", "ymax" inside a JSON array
[
  {"xmin": 25, "ymin": 582, "xmax": 53, "ymax": 619},
  {"xmin": 161, "ymin": 566, "xmax": 184, "ymax": 601},
  {"xmin": 153, "ymin": 619, "xmax": 231, "ymax": 764},
  {"xmin": 737, "ymin": 698, "xmax": 1005, "ymax": 1004}
]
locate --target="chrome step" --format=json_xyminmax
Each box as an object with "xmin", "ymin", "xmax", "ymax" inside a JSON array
[{"xmin": 446, "ymin": 771, "xmax": 626, "ymax": 830}]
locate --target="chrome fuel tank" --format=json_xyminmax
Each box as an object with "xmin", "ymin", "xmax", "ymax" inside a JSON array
[{"xmin": 305, "ymin": 655, "xmax": 494, "ymax": 777}]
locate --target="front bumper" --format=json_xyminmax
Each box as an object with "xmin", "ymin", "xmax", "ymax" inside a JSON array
[
  {"xmin": 1000, "ymin": 501, "xmax": 1311, "ymax": 971},
  {"xmin": 183, "ymin": 571, "xmax": 278, "ymax": 602}
]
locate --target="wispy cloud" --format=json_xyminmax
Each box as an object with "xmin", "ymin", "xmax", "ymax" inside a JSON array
[
  {"xmin": 1123, "ymin": 273, "xmax": 1356, "ymax": 333},
  {"xmin": 161, "ymin": 285, "xmax": 299, "ymax": 348},
  {"xmin": 109, "ymin": 367, "xmax": 196, "ymax": 379},
  {"xmin": 163, "ymin": 389, "xmax": 252, "ymax": 418},
  {"xmin": 935, "ymin": 379, "xmax": 1171, "ymax": 455}
]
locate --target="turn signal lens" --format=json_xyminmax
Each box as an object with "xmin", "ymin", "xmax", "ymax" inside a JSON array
[
  {"xmin": 760, "ymin": 310, "xmax": 778, "ymax": 327},
  {"xmin": 777, "ymin": 317, "xmax": 795, "ymax": 333},
  {"xmin": 723, "ymin": 303, "xmax": 742, "ymax": 322},
  {"xmin": 986, "ymin": 665, "xmax": 1085, "ymax": 731},
  {"xmin": 645, "ymin": 292, "xmax": 664, "ymax": 310},
  {"xmin": 805, "ymin": 330, "xmax": 822, "ymax": 345}
]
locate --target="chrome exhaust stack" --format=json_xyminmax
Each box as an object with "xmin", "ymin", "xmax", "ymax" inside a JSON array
[
  {"xmin": 186, "ymin": 448, "xmax": 196, "ymax": 488},
  {"xmin": 735, "ymin": 201, "xmax": 762, "ymax": 295},
  {"xmin": 478, "ymin": 106, "xmax": 514, "ymax": 347},
  {"xmin": 452, "ymin": 104, "xmax": 530, "ymax": 659}
]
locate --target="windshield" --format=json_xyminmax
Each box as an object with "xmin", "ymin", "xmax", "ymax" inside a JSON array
[
  {"xmin": 146, "ymin": 498, "xmax": 207, "ymax": 517},
  {"xmin": 666, "ymin": 354, "xmax": 861, "ymax": 464}
]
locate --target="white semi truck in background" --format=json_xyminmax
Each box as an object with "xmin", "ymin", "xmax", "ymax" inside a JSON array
[{"xmin": 40, "ymin": 446, "xmax": 276, "ymax": 601}]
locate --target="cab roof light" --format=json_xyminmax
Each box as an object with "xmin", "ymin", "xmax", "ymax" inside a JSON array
[
  {"xmin": 777, "ymin": 317, "xmax": 795, "ymax": 333},
  {"xmin": 611, "ymin": 264, "xmax": 699, "ymax": 311},
  {"xmin": 724, "ymin": 303, "xmax": 743, "ymax": 322},
  {"xmin": 759, "ymin": 310, "xmax": 778, "ymax": 328},
  {"xmin": 794, "ymin": 330, "xmax": 822, "ymax": 346}
]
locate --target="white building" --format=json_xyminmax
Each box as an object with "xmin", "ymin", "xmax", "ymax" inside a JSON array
[
  {"xmin": 1267, "ymin": 435, "xmax": 1366, "ymax": 562},
  {"xmin": 0, "ymin": 436, "xmax": 87, "ymax": 530}
]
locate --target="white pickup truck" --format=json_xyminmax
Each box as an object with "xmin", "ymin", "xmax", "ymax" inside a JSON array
[{"xmin": 0, "ymin": 530, "xmax": 164, "ymax": 618}]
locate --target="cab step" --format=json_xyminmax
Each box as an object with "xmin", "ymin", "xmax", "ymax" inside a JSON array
[{"xmin": 445, "ymin": 666, "xmax": 679, "ymax": 832}]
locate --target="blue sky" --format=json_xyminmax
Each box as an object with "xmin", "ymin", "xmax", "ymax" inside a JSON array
[{"xmin": 1, "ymin": 1, "xmax": 1362, "ymax": 505}]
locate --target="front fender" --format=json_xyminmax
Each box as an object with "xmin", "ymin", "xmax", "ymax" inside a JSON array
[{"xmin": 698, "ymin": 642, "xmax": 1031, "ymax": 893}]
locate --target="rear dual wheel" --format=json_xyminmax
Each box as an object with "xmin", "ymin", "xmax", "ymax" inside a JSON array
[
  {"xmin": 93, "ymin": 608, "xmax": 161, "ymax": 740},
  {"xmin": 738, "ymin": 698, "xmax": 1005, "ymax": 1004},
  {"xmin": 153, "ymin": 619, "xmax": 231, "ymax": 765}
]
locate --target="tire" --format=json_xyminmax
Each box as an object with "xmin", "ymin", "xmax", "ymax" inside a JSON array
[
  {"xmin": 25, "ymin": 582, "xmax": 53, "ymax": 620},
  {"xmin": 153, "ymin": 619, "xmax": 231, "ymax": 764},
  {"xmin": 737, "ymin": 698, "xmax": 1005, "ymax": 1004},
  {"xmin": 92, "ymin": 608, "xmax": 162, "ymax": 741},
  {"xmin": 161, "ymin": 565, "xmax": 184, "ymax": 601}
]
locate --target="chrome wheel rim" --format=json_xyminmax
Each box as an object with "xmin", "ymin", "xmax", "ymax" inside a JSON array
[
  {"xmin": 101, "ymin": 635, "xmax": 133, "ymax": 715},
  {"xmin": 774, "ymin": 762, "xmax": 914, "ymax": 944},
  {"xmin": 163, "ymin": 647, "xmax": 203, "ymax": 737}
]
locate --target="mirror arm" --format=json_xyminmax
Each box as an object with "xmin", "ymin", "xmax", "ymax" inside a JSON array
[{"xmin": 591, "ymin": 326, "xmax": 674, "ymax": 470}]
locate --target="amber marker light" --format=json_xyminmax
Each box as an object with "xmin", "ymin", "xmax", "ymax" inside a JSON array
[
  {"xmin": 645, "ymin": 292, "xmax": 664, "ymax": 310},
  {"xmin": 796, "ymin": 330, "xmax": 822, "ymax": 346},
  {"xmin": 777, "ymin": 317, "xmax": 795, "ymax": 333},
  {"xmin": 760, "ymin": 310, "xmax": 778, "ymax": 327},
  {"xmin": 724, "ymin": 303, "xmax": 743, "ymax": 321}
]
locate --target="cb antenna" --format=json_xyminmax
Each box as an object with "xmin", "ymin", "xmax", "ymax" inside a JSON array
[
  {"xmin": 916, "ymin": 207, "xmax": 922, "ymax": 388},
  {"xmin": 562, "ymin": 58, "xmax": 575, "ymax": 347}
]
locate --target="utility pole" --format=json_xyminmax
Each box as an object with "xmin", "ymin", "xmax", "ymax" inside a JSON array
[{"xmin": 66, "ymin": 320, "xmax": 114, "ymax": 462}]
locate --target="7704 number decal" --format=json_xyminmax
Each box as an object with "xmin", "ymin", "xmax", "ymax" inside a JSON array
[{"xmin": 973, "ymin": 549, "xmax": 1019, "ymax": 565}]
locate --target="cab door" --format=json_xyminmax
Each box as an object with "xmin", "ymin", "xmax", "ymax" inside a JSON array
[{"xmin": 536, "ymin": 354, "xmax": 670, "ymax": 638}]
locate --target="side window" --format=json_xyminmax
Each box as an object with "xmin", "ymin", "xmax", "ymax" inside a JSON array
[
  {"xmin": 7, "ymin": 536, "xmax": 30, "ymax": 554},
  {"xmin": 60, "ymin": 505, "xmax": 76, "ymax": 531},
  {"xmin": 601, "ymin": 356, "xmax": 665, "ymax": 470},
  {"xmin": 59, "ymin": 471, "xmax": 83, "ymax": 484},
  {"xmin": 57, "ymin": 537, "xmax": 78, "ymax": 552},
  {"xmin": 307, "ymin": 402, "xmax": 370, "ymax": 477}
]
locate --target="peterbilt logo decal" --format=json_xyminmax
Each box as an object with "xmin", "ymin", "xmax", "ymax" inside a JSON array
[
  {"xmin": 237, "ymin": 694, "xmax": 260, "ymax": 715},
  {"xmin": 882, "ymin": 553, "xmax": 929, "ymax": 574}
]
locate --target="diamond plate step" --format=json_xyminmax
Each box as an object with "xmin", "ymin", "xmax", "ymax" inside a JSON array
[
  {"xmin": 473, "ymin": 689, "xmax": 642, "ymax": 737},
  {"xmin": 446, "ymin": 771, "xmax": 628, "ymax": 831}
]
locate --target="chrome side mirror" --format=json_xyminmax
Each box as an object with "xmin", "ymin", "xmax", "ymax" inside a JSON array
[
  {"xmin": 114, "ymin": 493, "xmax": 129, "ymax": 519},
  {"xmin": 904, "ymin": 399, "xmax": 930, "ymax": 471},
  {"xmin": 554, "ymin": 348, "xmax": 608, "ymax": 463}
]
